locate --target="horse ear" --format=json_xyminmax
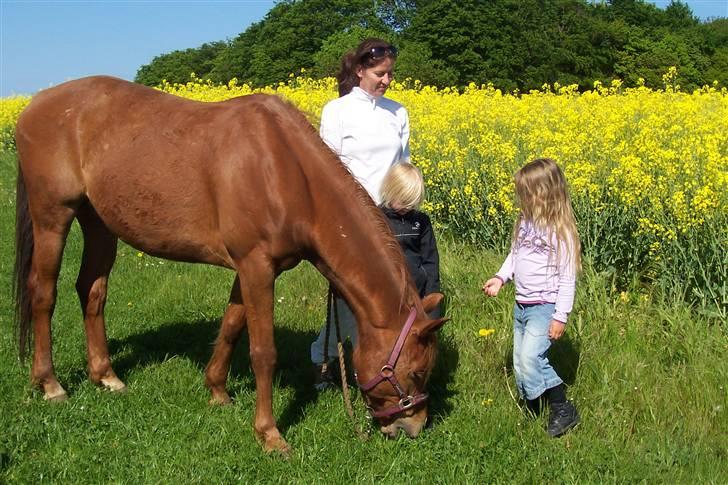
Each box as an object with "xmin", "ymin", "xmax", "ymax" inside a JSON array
[
  {"xmin": 414, "ymin": 316, "xmax": 449, "ymax": 337},
  {"xmin": 421, "ymin": 292, "xmax": 444, "ymax": 313},
  {"xmin": 414, "ymin": 292, "xmax": 448, "ymax": 337}
]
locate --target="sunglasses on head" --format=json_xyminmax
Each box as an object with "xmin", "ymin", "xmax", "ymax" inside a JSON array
[{"xmin": 365, "ymin": 46, "xmax": 398, "ymax": 60}]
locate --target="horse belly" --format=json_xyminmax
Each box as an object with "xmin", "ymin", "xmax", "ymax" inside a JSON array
[{"xmin": 85, "ymin": 161, "xmax": 231, "ymax": 267}]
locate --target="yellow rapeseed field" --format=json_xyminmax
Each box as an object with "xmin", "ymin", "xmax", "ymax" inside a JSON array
[
  {"xmin": 0, "ymin": 96, "xmax": 31, "ymax": 152},
  {"xmin": 2, "ymin": 71, "xmax": 726, "ymax": 308}
]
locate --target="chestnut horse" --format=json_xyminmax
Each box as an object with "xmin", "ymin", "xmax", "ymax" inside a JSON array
[{"xmin": 13, "ymin": 76, "xmax": 447, "ymax": 453}]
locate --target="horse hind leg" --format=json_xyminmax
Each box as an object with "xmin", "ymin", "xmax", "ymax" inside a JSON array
[
  {"xmin": 28, "ymin": 206, "xmax": 77, "ymax": 401},
  {"xmin": 205, "ymin": 276, "xmax": 247, "ymax": 405},
  {"xmin": 75, "ymin": 203, "xmax": 125, "ymax": 392}
]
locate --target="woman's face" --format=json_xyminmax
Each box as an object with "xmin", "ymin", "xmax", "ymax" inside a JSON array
[{"xmin": 357, "ymin": 57, "xmax": 395, "ymax": 97}]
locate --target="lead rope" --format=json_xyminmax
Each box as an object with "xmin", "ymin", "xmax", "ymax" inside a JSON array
[
  {"xmin": 325, "ymin": 286, "xmax": 369, "ymax": 440},
  {"xmin": 321, "ymin": 287, "xmax": 333, "ymax": 377}
]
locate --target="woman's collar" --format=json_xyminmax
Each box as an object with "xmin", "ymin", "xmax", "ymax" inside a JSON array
[{"xmin": 351, "ymin": 86, "xmax": 379, "ymax": 103}]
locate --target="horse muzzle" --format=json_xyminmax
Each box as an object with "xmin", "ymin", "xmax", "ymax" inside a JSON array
[{"xmin": 379, "ymin": 411, "xmax": 427, "ymax": 439}]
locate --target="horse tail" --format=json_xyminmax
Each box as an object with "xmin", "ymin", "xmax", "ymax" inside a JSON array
[{"xmin": 13, "ymin": 167, "xmax": 34, "ymax": 363}]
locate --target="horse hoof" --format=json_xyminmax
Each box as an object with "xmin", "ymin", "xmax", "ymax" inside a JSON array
[
  {"xmin": 101, "ymin": 376, "xmax": 127, "ymax": 392},
  {"xmin": 209, "ymin": 393, "xmax": 232, "ymax": 406},
  {"xmin": 44, "ymin": 390, "xmax": 68, "ymax": 402},
  {"xmin": 40, "ymin": 380, "xmax": 68, "ymax": 402},
  {"xmin": 256, "ymin": 430, "xmax": 291, "ymax": 457},
  {"xmin": 264, "ymin": 438, "xmax": 291, "ymax": 458}
]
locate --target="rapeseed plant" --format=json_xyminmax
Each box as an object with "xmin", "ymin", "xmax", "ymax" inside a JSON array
[{"xmin": 2, "ymin": 70, "xmax": 725, "ymax": 311}]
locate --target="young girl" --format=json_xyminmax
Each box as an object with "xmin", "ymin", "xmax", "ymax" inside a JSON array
[
  {"xmin": 482, "ymin": 158, "xmax": 581, "ymax": 437},
  {"xmin": 380, "ymin": 163, "xmax": 441, "ymax": 312},
  {"xmin": 311, "ymin": 163, "xmax": 441, "ymax": 390}
]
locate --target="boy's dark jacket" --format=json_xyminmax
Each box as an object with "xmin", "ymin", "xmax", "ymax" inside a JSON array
[{"xmin": 380, "ymin": 206, "xmax": 441, "ymax": 299}]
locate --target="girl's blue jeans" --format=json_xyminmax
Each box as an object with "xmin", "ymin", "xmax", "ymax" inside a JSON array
[
  {"xmin": 513, "ymin": 302, "xmax": 563, "ymax": 400},
  {"xmin": 310, "ymin": 294, "xmax": 357, "ymax": 365}
]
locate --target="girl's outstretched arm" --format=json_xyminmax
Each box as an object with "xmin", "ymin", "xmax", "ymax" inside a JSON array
[{"xmin": 483, "ymin": 249, "xmax": 514, "ymax": 297}]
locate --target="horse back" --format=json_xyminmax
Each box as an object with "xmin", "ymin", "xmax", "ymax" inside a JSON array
[{"xmin": 15, "ymin": 76, "xmax": 317, "ymax": 268}]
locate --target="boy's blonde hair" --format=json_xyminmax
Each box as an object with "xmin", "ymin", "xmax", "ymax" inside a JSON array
[
  {"xmin": 380, "ymin": 163, "xmax": 425, "ymax": 211},
  {"xmin": 513, "ymin": 158, "xmax": 581, "ymax": 271}
]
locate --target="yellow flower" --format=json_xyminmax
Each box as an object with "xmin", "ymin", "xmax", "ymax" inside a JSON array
[
  {"xmin": 2, "ymin": 67, "xmax": 724, "ymax": 286},
  {"xmin": 478, "ymin": 328, "xmax": 495, "ymax": 337}
]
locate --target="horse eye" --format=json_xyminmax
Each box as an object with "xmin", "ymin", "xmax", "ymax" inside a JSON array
[{"xmin": 411, "ymin": 371, "xmax": 425, "ymax": 382}]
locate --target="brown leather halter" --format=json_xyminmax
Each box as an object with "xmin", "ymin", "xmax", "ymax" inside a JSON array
[{"xmin": 356, "ymin": 307, "xmax": 429, "ymax": 418}]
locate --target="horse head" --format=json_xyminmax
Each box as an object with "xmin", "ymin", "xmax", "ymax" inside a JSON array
[{"xmin": 354, "ymin": 292, "xmax": 448, "ymax": 439}]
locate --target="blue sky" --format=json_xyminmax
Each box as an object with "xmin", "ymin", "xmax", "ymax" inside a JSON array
[
  {"xmin": 1, "ymin": 0, "xmax": 276, "ymax": 96},
  {"xmin": 1, "ymin": 0, "xmax": 726, "ymax": 97}
]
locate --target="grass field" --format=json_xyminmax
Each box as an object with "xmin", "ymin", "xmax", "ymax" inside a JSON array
[{"xmin": 0, "ymin": 149, "xmax": 726, "ymax": 483}]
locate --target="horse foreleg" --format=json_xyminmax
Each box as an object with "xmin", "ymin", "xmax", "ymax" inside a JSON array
[
  {"xmin": 205, "ymin": 276, "xmax": 247, "ymax": 405},
  {"xmin": 237, "ymin": 254, "xmax": 290, "ymax": 455},
  {"xmin": 75, "ymin": 205, "xmax": 124, "ymax": 392}
]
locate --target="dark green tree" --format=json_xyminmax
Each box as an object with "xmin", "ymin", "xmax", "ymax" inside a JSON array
[
  {"xmin": 135, "ymin": 42, "xmax": 227, "ymax": 86},
  {"xmin": 404, "ymin": 0, "xmax": 489, "ymax": 86},
  {"xmin": 134, "ymin": 0, "xmax": 725, "ymax": 90},
  {"xmin": 311, "ymin": 26, "xmax": 396, "ymax": 79},
  {"xmin": 209, "ymin": 0, "xmax": 388, "ymax": 86},
  {"xmin": 700, "ymin": 18, "xmax": 728, "ymax": 86}
]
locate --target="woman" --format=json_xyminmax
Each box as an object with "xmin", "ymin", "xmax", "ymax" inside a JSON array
[{"xmin": 310, "ymin": 38, "xmax": 411, "ymax": 390}]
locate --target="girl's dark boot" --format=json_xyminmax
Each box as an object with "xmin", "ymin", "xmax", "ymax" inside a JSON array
[
  {"xmin": 525, "ymin": 397, "xmax": 544, "ymax": 417},
  {"xmin": 545, "ymin": 384, "xmax": 580, "ymax": 437}
]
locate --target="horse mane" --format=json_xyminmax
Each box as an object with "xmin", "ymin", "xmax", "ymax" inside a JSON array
[{"xmin": 249, "ymin": 94, "xmax": 411, "ymax": 308}]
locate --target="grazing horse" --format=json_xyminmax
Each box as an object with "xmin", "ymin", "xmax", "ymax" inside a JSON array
[{"xmin": 13, "ymin": 76, "xmax": 447, "ymax": 453}]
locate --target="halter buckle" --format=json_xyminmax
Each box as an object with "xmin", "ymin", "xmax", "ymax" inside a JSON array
[{"xmin": 380, "ymin": 365, "xmax": 394, "ymax": 378}]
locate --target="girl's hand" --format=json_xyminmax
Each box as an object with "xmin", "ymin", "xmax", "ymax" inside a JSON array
[
  {"xmin": 549, "ymin": 320, "xmax": 566, "ymax": 340},
  {"xmin": 482, "ymin": 277, "xmax": 503, "ymax": 297}
]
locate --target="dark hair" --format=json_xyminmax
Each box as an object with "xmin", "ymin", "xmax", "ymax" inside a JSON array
[{"xmin": 336, "ymin": 38, "xmax": 398, "ymax": 97}]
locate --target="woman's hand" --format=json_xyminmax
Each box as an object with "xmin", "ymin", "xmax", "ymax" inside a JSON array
[{"xmin": 482, "ymin": 277, "xmax": 503, "ymax": 297}]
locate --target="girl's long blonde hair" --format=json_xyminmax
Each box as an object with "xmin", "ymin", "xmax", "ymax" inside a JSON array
[{"xmin": 512, "ymin": 158, "xmax": 581, "ymax": 271}]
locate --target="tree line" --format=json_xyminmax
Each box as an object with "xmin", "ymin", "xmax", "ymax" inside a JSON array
[{"xmin": 135, "ymin": 0, "xmax": 728, "ymax": 91}]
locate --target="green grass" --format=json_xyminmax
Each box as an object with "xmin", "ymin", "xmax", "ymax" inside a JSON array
[{"xmin": 1, "ymin": 151, "xmax": 726, "ymax": 483}]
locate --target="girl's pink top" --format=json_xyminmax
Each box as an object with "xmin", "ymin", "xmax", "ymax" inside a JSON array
[{"xmin": 495, "ymin": 221, "xmax": 577, "ymax": 323}]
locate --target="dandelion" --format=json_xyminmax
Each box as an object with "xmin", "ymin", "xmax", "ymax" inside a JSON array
[
  {"xmin": 481, "ymin": 398, "xmax": 494, "ymax": 406},
  {"xmin": 478, "ymin": 328, "xmax": 495, "ymax": 337},
  {"xmin": 137, "ymin": 252, "xmax": 143, "ymax": 258}
]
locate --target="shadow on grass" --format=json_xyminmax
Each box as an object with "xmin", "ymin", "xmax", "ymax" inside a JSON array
[
  {"xmin": 425, "ymin": 291, "xmax": 459, "ymax": 426},
  {"xmin": 106, "ymin": 314, "xmax": 461, "ymax": 433},
  {"xmin": 550, "ymin": 333, "xmax": 581, "ymax": 386},
  {"xmin": 107, "ymin": 318, "xmax": 321, "ymax": 433},
  {"xmin": 427, "ymin": 332, "xmax": 459, "ymax": 426}
]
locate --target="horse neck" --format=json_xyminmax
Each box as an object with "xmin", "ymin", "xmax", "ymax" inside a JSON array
[
  {"xmin": 308, "ymin": 173, "xmax": 414, "ymax": 338},
  {"xmin": 271, "ymin": 101, "xmax": 415, "ymax": 337}
]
